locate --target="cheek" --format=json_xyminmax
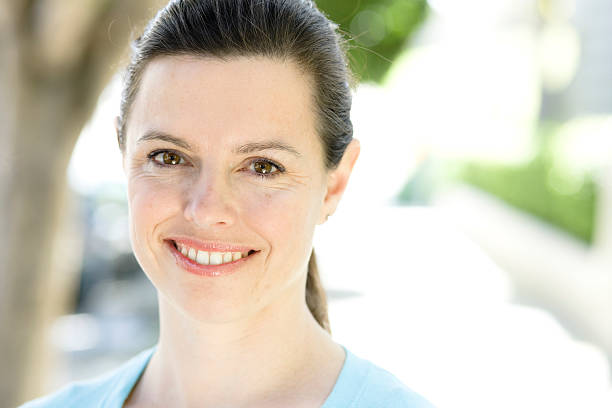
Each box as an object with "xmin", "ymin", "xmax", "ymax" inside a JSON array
[
  {"xmin": 127, "ymin": 175, "xmax": 183, "ymax": 262},
  {"xmin": 244, "ymin": 186, "xmax": 319, "ymax": 233},
  {"xmin": 241, "ymin": 184, "xmax": 323, "ymax": 270}
]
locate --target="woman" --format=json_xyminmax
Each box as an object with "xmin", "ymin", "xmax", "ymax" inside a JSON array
[{"xmin": 21, "ymin": 0, "xmax": 434, "ymax": 407}]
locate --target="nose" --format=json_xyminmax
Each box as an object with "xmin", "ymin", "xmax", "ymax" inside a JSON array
[{"xmin": 183, "ymin": 172, "xmax": 237, "ymax": 229}]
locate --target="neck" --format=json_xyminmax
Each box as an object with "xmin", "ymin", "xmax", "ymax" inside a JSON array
[{"xmin": 130, "ymin": 283, "xmax": 343, "ymax": 407}]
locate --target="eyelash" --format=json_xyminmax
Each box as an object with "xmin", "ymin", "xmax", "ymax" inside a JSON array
[{"xmin": 146, "ymin": 149, "xmax": 285, "ymax": 179}]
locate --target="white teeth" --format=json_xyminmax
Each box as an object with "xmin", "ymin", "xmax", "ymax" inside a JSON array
[
  {"xmin": 196, "ymin": 250, "xmax": 209, "ymax": 265},
  {"xmin": 178, "ymin": 243, "xmax": 251, "ymax": 266},
  {"xmin": 209, "ymin": 252, "xmax": 223, "ymax": 265},
  {"xmin": 187, "ymin": 247, "xmax": 197, "ymax": 261}
]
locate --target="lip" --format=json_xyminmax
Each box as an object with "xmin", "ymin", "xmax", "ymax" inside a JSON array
[
  {"xmin": 165, "ymin": 239, "xmax": 258, "ymax": 277},
  {"xmin": 169, "ymin": 237, "xmax": 254, "ymax": 253}
]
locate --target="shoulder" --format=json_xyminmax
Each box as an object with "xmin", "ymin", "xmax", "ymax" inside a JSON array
[
  {"xmin": 325, "ymin": 347, "xmax": 435, "ymax": 408},
  {"xmin": 18, "ymin": 375, "xmax": 115, "ymax": 408},
  {"xmin": 359, "ymin": 361, "xmax": 434, "ymax": 408},
  {"xmin": 18, "ymin": 347, "xmax": 156, "ymax": 408}
]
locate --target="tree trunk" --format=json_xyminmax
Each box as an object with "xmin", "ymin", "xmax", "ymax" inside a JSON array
[{"xmin": 0, "ymin": 1, "xmax": 162, "ymax": 406}]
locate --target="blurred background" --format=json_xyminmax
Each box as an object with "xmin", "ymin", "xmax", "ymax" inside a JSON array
[{"xmin": 1, "ymin": 0, "xmax": 611, "ymax": 407}]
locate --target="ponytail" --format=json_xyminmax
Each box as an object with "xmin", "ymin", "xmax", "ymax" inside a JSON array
[{"xmin": 305, "ymin": 249, "xmax": 331, "ymax": 333}]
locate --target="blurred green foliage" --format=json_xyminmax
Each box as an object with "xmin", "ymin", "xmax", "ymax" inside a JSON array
[
  {"xmin": 399, "ymin": 123, "xmax": 598, "ymax": 243},
  {"xmin": 460, "ymin": 124, "xmax": 597, "ymax": 243},
  {"xmin": 317, "ymin": 0, "xmax": 428, "ymax": 83}
]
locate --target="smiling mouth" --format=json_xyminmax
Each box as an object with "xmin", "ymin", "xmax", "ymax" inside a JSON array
[{"xmin": 171, "ymin": 240, "xmax": 258, "ymax": 266}]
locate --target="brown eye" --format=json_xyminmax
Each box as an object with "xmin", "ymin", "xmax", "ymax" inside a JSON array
[
  {"xmin": 252, "ymin": 160, "xmax": 278, "ymax": 175},
  {"xmin": 253, "ymin": 161, "xmax": 273, "ymax": 174},
  {"xmin": 151, "ymin": 151, "xmax": 185, "ymax": 166},
  {"xmin": 163, "ymin": 152, "xmax": 181, "ymax": 165}
]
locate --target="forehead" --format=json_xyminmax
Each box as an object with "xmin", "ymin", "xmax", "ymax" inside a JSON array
[{"xmin": 126, "ymin": 55, "xmax": 319, "ymax": 153}]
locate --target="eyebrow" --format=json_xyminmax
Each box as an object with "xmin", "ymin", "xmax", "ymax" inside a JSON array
[
  {"xmin": 233, "ymin": 141, "xmax": 302, "ymax": 157},
  {"xmin": 138, "ymin": 129, "xmax": 301, "ymax": 157},
  {"xmin": 137, "ymin": 130, "xmax": 194, "ymax": 151}
]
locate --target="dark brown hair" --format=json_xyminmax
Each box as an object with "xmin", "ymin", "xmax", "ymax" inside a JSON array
[{"xmin": 117, "ymin": 0, "xmax": 354, "ymax": 332}]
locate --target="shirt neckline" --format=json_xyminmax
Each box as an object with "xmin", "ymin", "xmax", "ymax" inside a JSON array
[
  {"xmin": 322, "ymin": 345, "xmax": 370, "ymax": 407},
  {"xmin": 110, "ymin": 344, "xmax": 366, "ymax": 407}
]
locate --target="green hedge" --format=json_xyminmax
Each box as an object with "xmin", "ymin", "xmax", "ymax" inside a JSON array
[
  {"xmin": 457, "ymin": 155, "xmax": 597, "ymax": 244},
  {"xmin": 398, "ymin": 125, "xmax": 598, "ymax": 244}
]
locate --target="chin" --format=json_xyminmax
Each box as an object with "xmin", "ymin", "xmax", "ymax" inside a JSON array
[{"xmin": 154, "ymin": 273, "xmax": 268, "ymax": 325}]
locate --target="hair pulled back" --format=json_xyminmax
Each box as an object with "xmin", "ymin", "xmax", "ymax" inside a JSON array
[{"xmin": 118, "ymin": 0, "xmax": 355, "ymax": 333}]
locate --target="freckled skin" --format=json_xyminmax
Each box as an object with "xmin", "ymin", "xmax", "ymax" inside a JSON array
[{"xmin": 123, "ymin": 56, "xmax": 334, "ymax": 323}]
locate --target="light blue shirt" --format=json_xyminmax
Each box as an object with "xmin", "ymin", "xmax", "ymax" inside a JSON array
[{"xmin": 20, "ymin": 345, "xmax": 434, "ymax": 407}]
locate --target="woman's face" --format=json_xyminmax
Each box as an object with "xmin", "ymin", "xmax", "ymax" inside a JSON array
[{"xmin": 122, "ymin": 56, "xmax": 351, "ymax": 323}]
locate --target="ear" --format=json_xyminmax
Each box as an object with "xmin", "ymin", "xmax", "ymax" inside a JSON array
[{"xmin": 318, "ymin": 139, "xmax": 360, "ymax": 224}]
